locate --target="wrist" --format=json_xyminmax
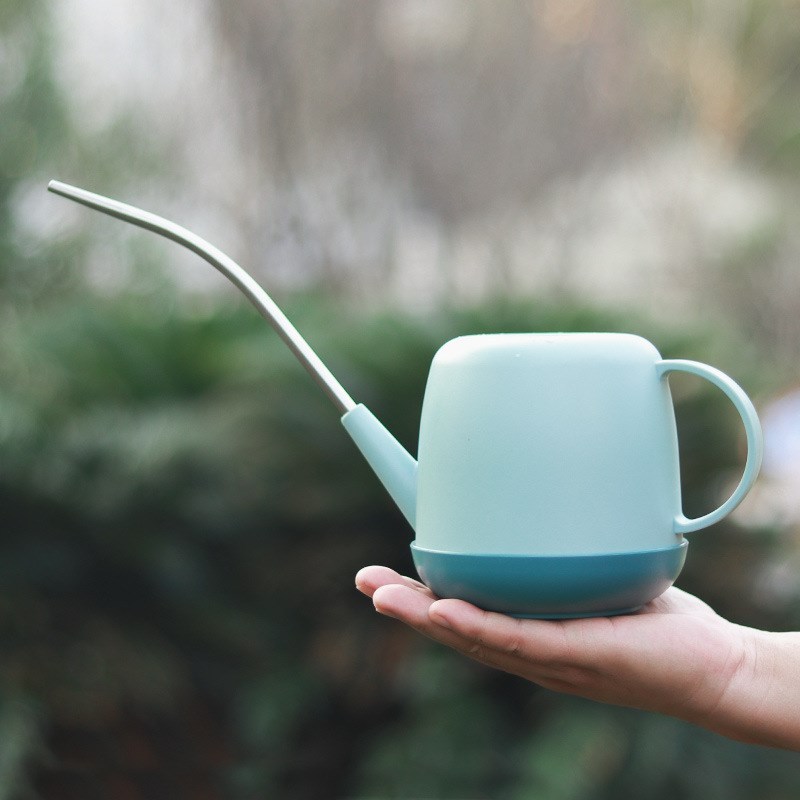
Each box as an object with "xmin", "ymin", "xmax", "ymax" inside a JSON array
[{"xmin": 711, "ymin": 627, "xmax": 800, "ymax": 750}]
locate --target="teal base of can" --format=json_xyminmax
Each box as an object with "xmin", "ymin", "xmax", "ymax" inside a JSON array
[{"xmin": 410, "ymin": 540, "xmax": 688, "ymax": 619}]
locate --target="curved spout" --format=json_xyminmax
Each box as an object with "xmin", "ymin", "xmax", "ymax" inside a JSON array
[
  {"xmin": 47, "ymin": 180, "xmax": 356, "ymax": 415},
  {"xmin": 48, "ymin": 179, "xmax": 418, "ymax": 529}
]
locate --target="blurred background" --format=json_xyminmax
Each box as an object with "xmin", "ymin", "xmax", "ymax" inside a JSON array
[{"xmin": 3, "ymin": 0, "xmax": 800, "ymax": 797}]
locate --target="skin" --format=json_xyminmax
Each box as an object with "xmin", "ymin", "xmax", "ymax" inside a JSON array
[{"xmin": 356, "ymin": 566, "xmax": 800, "ymax": 751}]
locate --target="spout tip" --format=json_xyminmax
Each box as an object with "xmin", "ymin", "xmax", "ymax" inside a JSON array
[{"xmin": 47, "ymin": 179, "xmax": 72, "ymax": 198}]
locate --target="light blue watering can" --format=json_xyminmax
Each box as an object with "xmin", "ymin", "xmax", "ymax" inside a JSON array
[{"xmin": 48, "ymin": 181, "xmax": 763, "ymax": 618}]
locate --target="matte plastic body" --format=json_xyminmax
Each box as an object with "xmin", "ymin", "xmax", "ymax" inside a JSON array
[{"xmin": 413, "ymin": 333, "xmax": 761, "ymax": 555}]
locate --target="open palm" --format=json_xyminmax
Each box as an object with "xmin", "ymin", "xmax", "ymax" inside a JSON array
[{"xmin": 355, "ymin": 565, "xmax": 797, "ymax": 748}]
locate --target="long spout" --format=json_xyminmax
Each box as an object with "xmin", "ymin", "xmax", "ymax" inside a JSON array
[
  {"xmin": 48, "ymin": 180, "xmax": 418, "ymax": 529},
  {"xmin": 47, "ymin": 180, "xmax": 356, "ymax": 415}
]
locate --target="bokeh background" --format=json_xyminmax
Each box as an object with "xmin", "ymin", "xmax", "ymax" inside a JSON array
[{"xmin": 3, "ymin": 1, "xmax": 800, "ymax": 797}]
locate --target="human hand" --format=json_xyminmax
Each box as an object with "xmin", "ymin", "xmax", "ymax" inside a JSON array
[{"xmin": 356, "ymin": 566, "xmax": 800, "ymax": 750}]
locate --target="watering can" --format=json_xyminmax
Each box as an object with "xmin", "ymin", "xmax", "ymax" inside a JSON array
[{"xmin": 48, "ymin": 181, "xmax": 763, "ymax": 618}]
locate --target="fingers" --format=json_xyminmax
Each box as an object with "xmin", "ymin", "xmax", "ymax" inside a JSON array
[
  {"xmin": 358, "ymin": 571, "xmax": 619, "ymax": 692},
  {"xmin": 370, "ymin": 583, "xmax": 487, "ymax": 655},
  {"xmin": 428, "ymin": 598, "xmax": 570, "ymax": 666},
  {"xmin": 373, "ymin": 586, "xmax": 591, "ymax": 683},
  {"xmin": 355, "ymin": 568, "xmax": 513, "ymax": 662},
  {"xmin": 428, "ymin": 598, "xmax": 631, "ymax": 680},
  {"xmin": 356, "ymin": 566, "xmax": 597, "ymax": 670},
  {"xmin": 371, "ymin": 583, "xmax": 434, "ymax": 622},
  {"xmin": 355, "ymin": 565, "xmax": 434, "ymax": 599}
]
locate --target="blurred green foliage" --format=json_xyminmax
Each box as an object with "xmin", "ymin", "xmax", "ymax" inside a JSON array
[
  {"xmin": 2, "ymin": 292, "xmax": 800, "ymax": 798},
  {"xmin": 4, "ymin": 2, "xmax": 800, "ymax": 798}
]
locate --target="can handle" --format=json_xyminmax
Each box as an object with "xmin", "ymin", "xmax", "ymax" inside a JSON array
[{"xmin": 656, "ymin": 360, "xmax": 763, "ymax": 535}]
